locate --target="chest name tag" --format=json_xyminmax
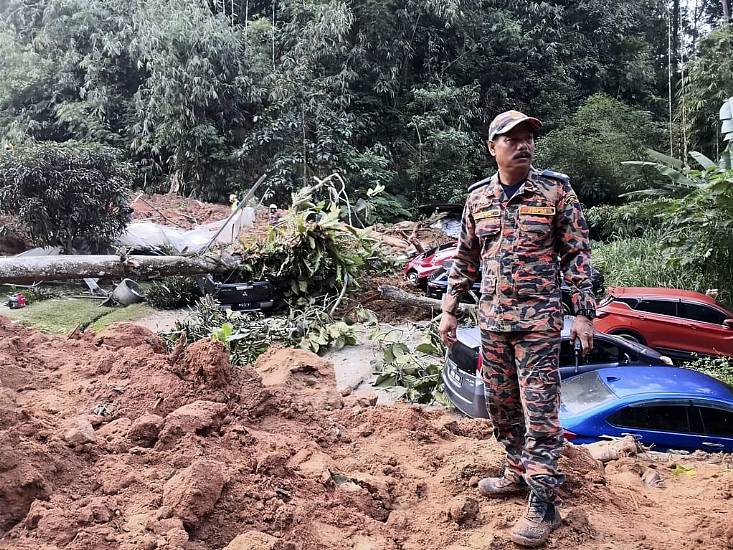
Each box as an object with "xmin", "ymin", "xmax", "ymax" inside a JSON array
[
  {"xmin": 474, "ymin": 209, "xmax": 501, "ymax": 221},
  {"xmin": 519, "ymin": 206, "xmax": 555, "ymax": 216}
]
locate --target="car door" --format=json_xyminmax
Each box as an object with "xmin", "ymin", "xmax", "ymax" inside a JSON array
[
  {"xmin": 694, "ymin": 404, "xmax": 733, "ymax": 453},
  {"xmin": 631, "ymin": 299, "xmax": 688, "ymax": 352},
  {"xmin": 677, "ymin": 301, "xmax": 733, "ymax": 356},
  {"xmin": 603, "ymin": 401, "xmax": 705, "ymax": 451}
]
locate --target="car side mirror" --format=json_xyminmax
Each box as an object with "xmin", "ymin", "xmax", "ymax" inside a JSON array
[{"xmin": 725, "ymin": 319, "xmax": 733, "ymax": 329}]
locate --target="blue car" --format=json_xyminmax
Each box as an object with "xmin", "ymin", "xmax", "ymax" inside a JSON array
[
  {"xmin": 442, "ymin": 317, "xmax": 672, "ymax": 419},
  {"xmin": 561, "ymin": 367, "xmax": 733, "ymax": 452}
]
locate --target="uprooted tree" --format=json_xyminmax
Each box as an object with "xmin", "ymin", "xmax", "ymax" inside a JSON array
[{"xmin": 0, "ymin": 141, "xmax": 133, "ymax": 253}]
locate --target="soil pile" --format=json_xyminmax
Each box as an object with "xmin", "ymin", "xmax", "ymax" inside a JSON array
[
  {"xmin": 1, "ymin": 315, "xmax": 732, "ymax": 549},
  {"xmin": 131, "ymin": 193, "xmax": 232, "ymax": 229},
  {"xmin": 0, "ymin": 215, "xmax": 31, "ymax": 255},
  {"xmin": 348, "ymin": 276, "xmax": 435, "ymax": 323}
]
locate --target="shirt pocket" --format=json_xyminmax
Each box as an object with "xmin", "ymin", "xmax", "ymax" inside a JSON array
[
  {"xmin": 476, "ymin": 218, "xmax": 501, "ymax": 238},
  {"xmin": 519, "ymin": 205, "xmax": 555, "ymax": 234},
  {"xmin": 515, "ymin": 264, "xmax": 558, "ymax": 296}
]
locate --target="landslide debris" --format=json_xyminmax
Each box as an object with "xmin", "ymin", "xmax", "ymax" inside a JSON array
[{"xmin": 1, "ymin": 316, "xmax": 732, "ymax": 550}]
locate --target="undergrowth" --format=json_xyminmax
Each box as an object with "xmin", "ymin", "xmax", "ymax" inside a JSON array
[
  {"xmin": 165, "ymin": 296, "xmax": 356, "ymax": 365},
  {"xmin": 370, "ymin": 318, "xmax": 452, "ymax": 406},
  {"xmin": 592, "ymin": 229, "xmax": 729, "ymax": 306},
  {"xmin": 684, "ymin": 356, "xmax": 733, "ymax": 387},
  {"xmin": 144, "ymin": 276, "xmax": 200, "ymax": 309}
]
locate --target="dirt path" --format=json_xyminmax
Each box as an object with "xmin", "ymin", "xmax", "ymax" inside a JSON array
[
  {"xmin": 133, "ymin": 308, "xmax": 191, "ymax": 334},
  {"xmin": 0, "ymin": 316, "xmax": 731, "ymax": 550}
]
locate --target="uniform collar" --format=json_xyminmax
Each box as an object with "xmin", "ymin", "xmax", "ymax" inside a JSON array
[{"xmin": 488, "ymin": 167, "xmax": 540, "ymax": 201}]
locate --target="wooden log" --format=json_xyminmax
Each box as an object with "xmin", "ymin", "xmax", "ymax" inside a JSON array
[
  {"xmin": 378, "ymin": 284, "xmax": 475, "ymax": 314},
  {"xmin": 365, "ymin": 231, "xmax": 410, "ymax": 250},
  {"xmin": 0, "ymin": 254, "xmax": 241, "ymax": 284}
]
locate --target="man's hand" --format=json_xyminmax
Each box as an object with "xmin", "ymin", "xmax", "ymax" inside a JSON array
[
  {"xmin": 439, "ymin": 312, "xmax": 458, "ymax": 347},
  {"xmin": 570, "ymin": 315, "xmax": 594, "ymax": 355}
]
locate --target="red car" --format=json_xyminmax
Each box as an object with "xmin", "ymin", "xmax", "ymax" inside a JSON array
[
  {"xmin": 594, "ymin": 287, "xmax": 733, "ymax": 361},
  {"xmin": 402, "ymin": 242, "xmax": 457, "ymax": 287}
]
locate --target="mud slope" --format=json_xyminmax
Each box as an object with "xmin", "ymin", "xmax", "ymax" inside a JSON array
[{"xmin": 0, "ymin": 316, "xmax": 731, "ymax": 550}]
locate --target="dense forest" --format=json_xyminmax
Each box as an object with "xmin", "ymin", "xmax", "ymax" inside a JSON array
[{"xmin": 1, "ymin": 0, "xmax": 732, "ymax": 300}]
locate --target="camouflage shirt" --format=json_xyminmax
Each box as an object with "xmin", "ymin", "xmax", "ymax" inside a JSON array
[{"xmin": 444, "ymin": 167, "xmax": 596, "ymax": 332}]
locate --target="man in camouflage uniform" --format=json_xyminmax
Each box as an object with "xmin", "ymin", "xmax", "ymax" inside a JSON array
[{"xmin": 439, "ymin": 110, "xmax": 596, "ymax": 547}]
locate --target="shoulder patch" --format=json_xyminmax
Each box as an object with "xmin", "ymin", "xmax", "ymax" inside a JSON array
[
  {"xmin": 467, "ymin": 176, "xmax": 492, "ymax": 193},
  {"xmin": 564, "ymin": 192, "xmax": 579, "ymax": 205},
  {"xmin": 540, "ymin": 169, "xmax": 570, "ymax": 185}
]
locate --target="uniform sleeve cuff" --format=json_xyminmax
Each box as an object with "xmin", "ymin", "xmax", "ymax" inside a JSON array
[
  {"xmin": 572, "ymin": 291, "xmax": 596, "ymax": 314},
  {"xmin": 442, "ymin": 293, "xmax": 459, "ymax": 316}
]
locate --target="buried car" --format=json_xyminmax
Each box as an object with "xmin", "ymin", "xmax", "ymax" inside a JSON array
[
  {"xmin": 560, "ymin": 367, "xmax": 733, "ymax": 452},
  {"xmin": 594, "ymin": 287, "xmax": 733, "ymax": 361},
  {"xmin": 442, "ymin": 317, "xmax": 672, "ymax": 420},
  {"xmin": 402, "ymin": 242, "xmax": 457, "ymax": 287}
]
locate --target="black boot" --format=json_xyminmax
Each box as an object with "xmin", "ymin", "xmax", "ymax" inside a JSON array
[{"xmin": 509, "ymin": 491, "xmax": 561, "ymax": 547}]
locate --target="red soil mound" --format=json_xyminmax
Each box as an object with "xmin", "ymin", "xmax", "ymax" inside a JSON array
[
  {"xmin": 1, "ymin": 315, "xmax": 731, "ymax": 549},
  {"xmin": 131, "ymin": 193, "xmax": 232, "ymax": 230}
]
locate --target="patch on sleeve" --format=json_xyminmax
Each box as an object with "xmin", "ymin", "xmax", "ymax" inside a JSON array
[
  {"xmin": 564, "ymin": 192, "xmax": 579, "ymax": 206},
  {"xmin": 519, "ymin": 205, "xmax": 556, "ymax": 216},
  {"xmin": 473, "ymin": 208, "xmax": 501, "ymax": 220}
]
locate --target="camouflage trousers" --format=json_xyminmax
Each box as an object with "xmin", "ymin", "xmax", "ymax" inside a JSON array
[{"xmin": 480, "ymin": 329, "xmax": 564, "ymax": 503}]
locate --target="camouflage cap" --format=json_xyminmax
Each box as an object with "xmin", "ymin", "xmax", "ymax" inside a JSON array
[{"xmin": 488, "ymin": 110, "xmax": 542, "ymax": 141}]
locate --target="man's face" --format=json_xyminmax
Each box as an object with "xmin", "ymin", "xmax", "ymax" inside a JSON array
[{"xmin": 488, "ymin": 123, "xmax": 535, "ymax": 172}]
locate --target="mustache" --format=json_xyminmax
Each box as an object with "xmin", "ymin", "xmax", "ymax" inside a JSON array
[{"xmin": 514, "ymin": 151, "xmax": 532, "ymax": 159}]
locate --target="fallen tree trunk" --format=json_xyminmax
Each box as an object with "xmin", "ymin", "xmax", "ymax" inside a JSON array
[
  {"xmin": 378, "ymin": 285, "xmax": 476, "ymax": 315},
  {"xmin": 368, "ymin": 233, "xmax": 410, "ymax": 250},
  {"xmin": 0, "ymin": 254, "xmax": 241, "ymax": 284}
]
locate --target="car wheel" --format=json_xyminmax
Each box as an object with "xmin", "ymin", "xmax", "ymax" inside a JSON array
[
  {"xmin": 613, "ymin": 331, "xmax": 645, "ymax": 345},
  {"xmin": 406, "ymin": 271, "xmax": 420, "ymax": 286}
]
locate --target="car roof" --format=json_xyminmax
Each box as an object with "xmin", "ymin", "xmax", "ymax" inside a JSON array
[
  {"xmin": 456, "ymin": 317, "xmax": 660, "ymax": 356},
  {"xmin": 459, "ymin": 316, "xmax": 601, "ymax": 342},
  {"xmin": 456, "ymin": 316, "xmax": 573, "ymax": 342},
  {"xmin": 593, "ymin": 366, "xmax": 733, "ymax": 401},
  {"xmin": 608, "ymin": 287, "xmax": 723, "ymax": 308}
]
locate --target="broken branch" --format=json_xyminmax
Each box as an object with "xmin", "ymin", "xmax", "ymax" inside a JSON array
[{"xmin": 378, "ymin": 285, "xmax": 475, "ymax": 314}]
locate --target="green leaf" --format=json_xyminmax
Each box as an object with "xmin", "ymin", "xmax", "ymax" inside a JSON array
[
  {"xmin": 671, "ymin": 464, "xmax": 696, "ymax": 477},
  {"xmin": 392, "ymin": 343, "xmax": 409, "ymax": 358},
  {"xmin": 388, "ymin": 386, "xmax": 409, "ymax": 399},
  {"xmin": 689, "ymin": 151, "xmax": 716, "ymax": 170},
  {"xmin": 645, "ymin": 149, "xmax": 685, "ymax": 170},
  {"xmin": 374, "ymin": 374, "xmax": 397, "ymax": 388},
  {"xmin": 416, "ymin": 342, "xmax": 440, "ymax": 356}
]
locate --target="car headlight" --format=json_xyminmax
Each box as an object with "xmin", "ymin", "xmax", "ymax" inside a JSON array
[{"xmin": 660, "ymin": 355, "xmax": 674, "ymax": 365}]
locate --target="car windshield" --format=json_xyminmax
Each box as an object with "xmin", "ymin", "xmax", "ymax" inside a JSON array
[{"xmin": 561, "ymin": 372, "xmax": 617, "ymax": 415}]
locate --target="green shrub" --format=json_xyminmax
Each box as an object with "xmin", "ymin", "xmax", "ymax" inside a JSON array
[
  {"xmin": 371, "ymin": 319, "xmax": 451, "ymax": 406},
  {"xmin": 684, "ymin": 356, "xmax": 733, "ymax": 387},
  {"xmin": 166, "ymin": 296, "xmax": 356, "ymax": 365},
  {"xmin": 592, "ymin": 230, "xmax": 729, "ymax": 306},
  {"xmin": 353, "ymin": 184, "xmax": 413, "ymax": 226},
  {"xmin": 0, "ymin": 141, "xmax": 133, "ymax": 252},
  {"xmin": 536, "ymin": 94, "xmax": 665, "ymax": 206},
  {"xmin": 237, "ymin": 183, "xmax": 379, "ymax": 305},
  {"xmin": 145, "ymin": 276, "xmax": 200, "ymax": 309},
  {"xmin": 585, "ymin": 201, "xmax": 667, "ymax": 241}
]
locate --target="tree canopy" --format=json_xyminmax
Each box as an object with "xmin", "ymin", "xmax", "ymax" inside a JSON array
[{"xmin": 0, "ymin": 0, "xmax": 677, "ymax": 205}]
